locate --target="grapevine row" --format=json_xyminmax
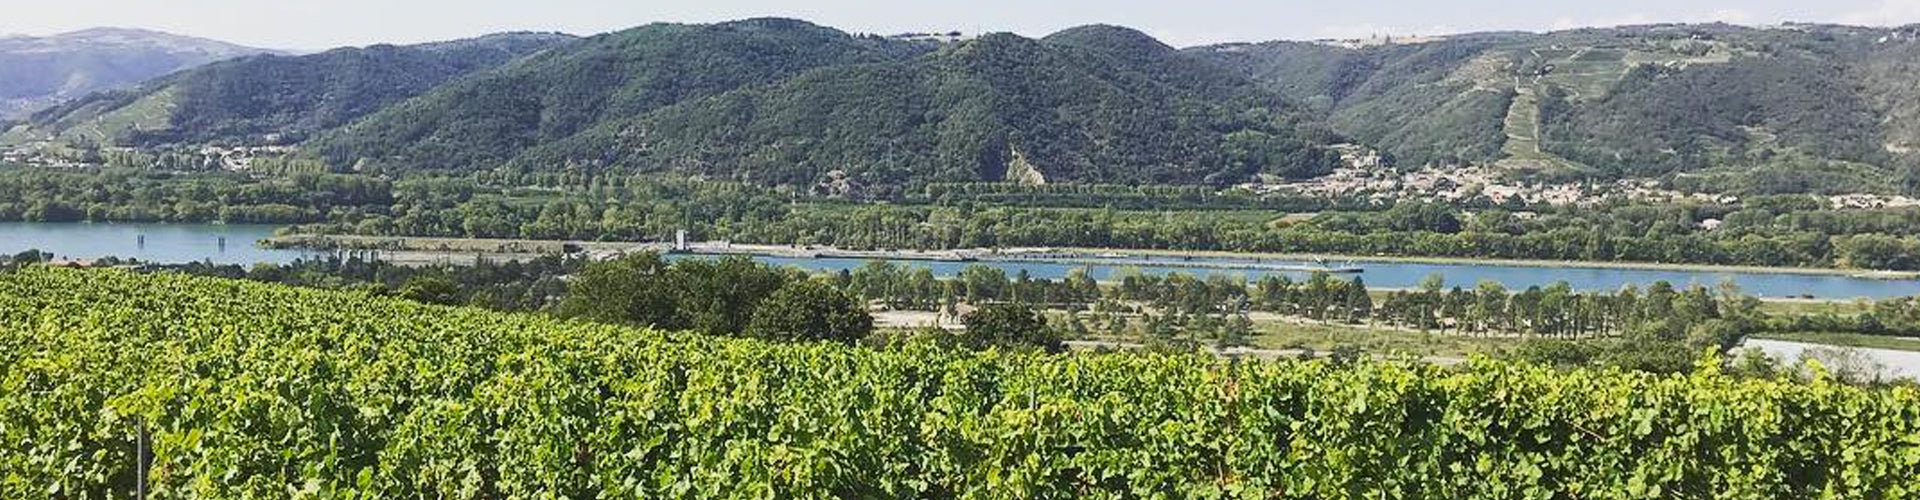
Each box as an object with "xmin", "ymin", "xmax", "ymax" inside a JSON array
[{"xmin": 1, "ymin": 267, "xmax": 1915, "ymax": 498}]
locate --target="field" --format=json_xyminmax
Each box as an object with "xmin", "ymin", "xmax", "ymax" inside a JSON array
[
  {"xmin": 3, "ymin": 267, "xmax": 1918, "ymax": 497},
  {"xmin": 1757, "ymin": 299, "xmax": 1873, "ymax": 316},
  {"xmin": 1246, "ymin": 319, "xmax": 1508, "ymax": 359}
]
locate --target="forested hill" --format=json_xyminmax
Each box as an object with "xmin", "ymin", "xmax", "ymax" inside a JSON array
[
  {"xmin": 306, "ymin": 18, "xmax": 933, "ymax": 173},
  {"xmin": 465, "ymin": 24, "xmax": 1342, "ymax": 190},
  {"xmin": 0, "ymin": 28, "xmax": 272, "ymax": 119},
  {"xmin": 13, "ymin": 32, "xmax": 575, "ymax": 147},
  {"xmin": 306, "ymin": 20, "xmax": 1341, "ymax": 189},
  {"xmin": 20, "ymin": 20, "xmax": 1920, "ymax": 192},
  {"xmin": 1192, "ymin": 23, "xmax": 1920, "ymax": 191}
]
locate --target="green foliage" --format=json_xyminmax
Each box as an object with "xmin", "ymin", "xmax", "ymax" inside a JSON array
[
  {"xmin": 959, "ymin": 303, "xmax": 1062, "ymax": 352},
  {"xmin": 2, "ymin": 267, "xmax": 1917, "ymax": 497},
  {"xmin": 313, "ymin": 18, "xmax": 926, "ymax": 173},
  {"xmin": 316, "ymin": 20, "xmax": 1340, "ymax": 189},
  {"xmin": 1543, "ymin": 58, "xmax": 1887, "ymax": 177},
  {"xmin": 1834, "ymin": 234, "xmax": 1920, "ymax": 270},
  {"xmin": 25, "ymin": 21, "xmax": 1920, "ymax": 192},
  {"xmin": 1196, "ymin": 37, "xmax": 1516, "ymax": 167},
  {"xmin": 2, "ymin": 249, "xmax": 50, "ymax": 270},
  {"xmin": 556, "ymin": 251, "xmax": 680, "ymax": 326},
  {"xmin": 162, "ymin": 253, "xmax": 577, "ymax": 312},
  {"xmin": 1202, "ymin": 24, "xmax": 1920, "ymax": 178},
  {"xmin": 557, "ymin": 253, "xmax": 809, "ymax": 336},
  {"xmin": 670, "ymin": 255, "xmax": 798, "ymax": 335},
  {"xmin": 396, "ymin": 272, "xmax": 461, "ymax": 305},
  {"xmin": 1255, "ymin": 272, "xmax": 1750, "ymax": 345},
  {"xmin": 1761, "ymin": 293, "xmax": 1920, "ymax": 339},
  {"xmin": 745, "ymin": 279, "xmax": 873, "ymax": 343},
  {"xmin": 27, "ymin": 164, "xmax": 1920, "ymax": 270},
  {"xmin": 25, "ymin": 33, "xmax": 568, "ymax": 145},
  {"xmin": 908, "ymin": 182, "xmax": 1331, "ymax": 211},
  {"xmin": 0, "ymin": 167, "xmax": 390, "ymax": 223}
]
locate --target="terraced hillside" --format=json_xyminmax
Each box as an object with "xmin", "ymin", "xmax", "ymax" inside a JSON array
[{"xmin": 1196, "ymin": 23, "xmax": 1920, "ymax": 189}]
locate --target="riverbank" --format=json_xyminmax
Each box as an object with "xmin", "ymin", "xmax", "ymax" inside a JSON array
[
  {"xmin": 261, "ymin": 233, "xmax": 1918, "ymax": 279},
  {"xmin": 261, "ymin": 234, "xmax": 648, "ymax": 255},
  {"xmin": 251, "ymin": 233, "xmax": 1920, "ymax": 300},
  {"xmin": 1063, "ymin": 247, "xmax": 1920, "ymax": 280}
]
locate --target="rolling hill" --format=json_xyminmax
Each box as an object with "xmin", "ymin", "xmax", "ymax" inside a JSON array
[
  {"xmin": 1193, "ymin": 23, "xmax": 1920, "ymax": 192},
  {"xmin": 0, "ymin": 28, "xmax": 272, "ymax": 120},
  {"xmin": 305, "ymin": 18, "xmax": 941, "ymax": 173},
  {"xmin": 17, "ymin": 20, "xmax": 1920, "ymax": 194},
  {"xmin": 12, "ymin": 32, "xmax": 574, "ymax": 146},
  {"xmin": 311, "ymin": 21, "xmax": 1342, "ymax": 190}
]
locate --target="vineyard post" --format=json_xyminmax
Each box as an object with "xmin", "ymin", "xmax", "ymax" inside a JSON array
[{"xmin": 135, "ymin": 417, "xmax": 149, "ymax": 500}]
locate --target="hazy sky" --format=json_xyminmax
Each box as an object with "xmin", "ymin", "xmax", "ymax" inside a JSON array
[{"xmin": 5, "ymin": 0, "xmax": 1920, "ymax": 50}]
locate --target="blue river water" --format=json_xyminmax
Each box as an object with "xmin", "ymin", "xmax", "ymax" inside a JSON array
[
  {"xmin": 0, "ymin": 222, "xmax": 320, "ymax": 265},
  {"xmin": 6, "ymin": 222, "xmax": 1920, "ymax": 299}
]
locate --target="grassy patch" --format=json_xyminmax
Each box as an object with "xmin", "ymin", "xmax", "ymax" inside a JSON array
[
  {"xmin": 1539, "ymin": 48, "xmax": 1631, "ymax": 100},
  {"xmin": 1757, "ymin": 299, "xmax": 1872, "ymax": 316},
  {"xmin": 1247, "ymin": 319, "xmax": 1513, "ymax": 358},
  {"xmin": 1496, "ymin": 84, "xmax": 1592, "ymax": 176}
]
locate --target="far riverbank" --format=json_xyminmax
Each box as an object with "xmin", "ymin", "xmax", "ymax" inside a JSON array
[
  {"xmin": 263, "ymin": 233, "xmax": 1918, "ymax": 279},
  {"xmin": 1065, "ymin": 247, "xmax": 1920, "ymax": 280},
  {"xmin": 253, "ymin": 233, "xmax": 1920, "ymax": 300}
]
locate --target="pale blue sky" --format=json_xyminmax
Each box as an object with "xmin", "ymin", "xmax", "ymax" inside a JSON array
[{"xmin": 5, "ymin": 0, "xmax": 1920, "ymax": 50}]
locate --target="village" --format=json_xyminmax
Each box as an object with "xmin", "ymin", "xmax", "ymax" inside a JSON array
[
  {"xmin": 0, "ymin": 139, "xmax": 300, "ymax": 172},
  {"xmin": 1246, "ymin": 143, "xmax": 1920, "ymax": 210}
]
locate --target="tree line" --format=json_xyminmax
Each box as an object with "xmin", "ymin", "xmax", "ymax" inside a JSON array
[
  {"xmin": 16, "ymin": 166, "xmax": 1920, "ymax": 270},
  {"xmin": 22, "ymin": 245, "xmax": 1918, "ymax": 374}
]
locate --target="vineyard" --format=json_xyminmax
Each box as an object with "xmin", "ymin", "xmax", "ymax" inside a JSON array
[{"xmin": 2, "ymin": 267, "xmax": 1918, "ymax": 498}]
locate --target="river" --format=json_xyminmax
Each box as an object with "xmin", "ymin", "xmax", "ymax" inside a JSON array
[
  {"xmin": 6, "ymin": 222, "xmax": 1920, "ymax": 300},
  {"xmin": 0, "ymin": 222, "xmax": 317, "ymax": 265}
]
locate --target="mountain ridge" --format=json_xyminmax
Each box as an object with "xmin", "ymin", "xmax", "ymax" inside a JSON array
[
  {"xmin": 14, "ymin": 19, "xmax": 1920, "ymax": 195},
  {"xmin": 0, "ymin": 27, "xmax": 274, "ymax": 119},
  {"xmin": 1192, "ymin": 22, "xmax": 1920, "ymax": 193},
  {"xmin": 10, "ymin": 31, "xmax": 576, "ymax": 146},
  {"xmin": 308, "ymin": 20, "xmax": 1342, "ymax": 190}
]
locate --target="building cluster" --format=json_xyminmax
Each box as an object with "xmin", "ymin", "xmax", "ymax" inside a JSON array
[
  {"xmin": 887, "ymin": 31, "xmax": 966, "ymax": 43},
  {"xmin": 1311, "ymin": 34, "xmax": 1449, "ymax": 49},
  {"xmin": 194, "ymin": 145, "xmax": 299, "ymax": 171},
  {"xmin": 1, "ymin": 144, "xmax": 88, "ymax": 168},
  {"xmin": 1255, "ymin": 158, "xmax": 1746, "ymax": 208},
  {"xmin": 1, "ymin": 141, "xmax": 303, "ymax": 172},
  {"xmin": 1829, "ymin": 193, "xmax": 1920, "ymax": 209}
]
